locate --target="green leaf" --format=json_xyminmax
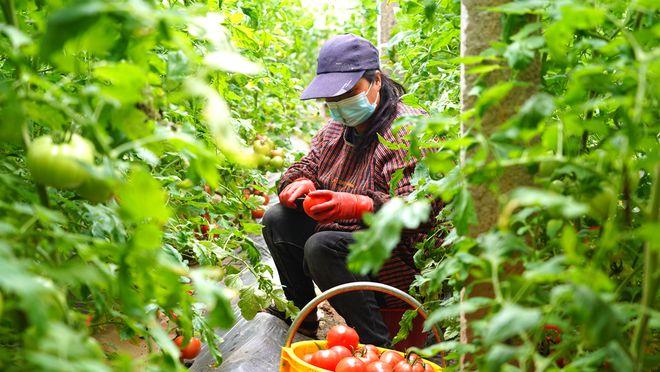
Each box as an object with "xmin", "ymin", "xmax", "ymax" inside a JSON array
[
  {"xmin": 523, "ymin": 256, "xmax": 566, "ymax": 282},
  {"xmin": 389, "ymin": 168, "xmax": 404, "ymax": 197},
  {"xmin": 191, "ymin": 269, "xmax": 236, "ymax": 329},
  {"xmin": 483, "ymin": 304, "xmax": 541, "ymax": 344},
  {"xmin": 485, "ymin": 344, "xmax": 520, "ymax": 369},
  {"xmin": 118, "ymin": 166, "xmax": 171, "ymax": 225},
  {"xmin": 41, "ymin": 1, "xmax": 111, "ymax": 57},
  {"xmin": 27, "ymin": 323, "xmax": 110, "ymax": 372},
  {"xmin": 508, "ymin": 187, "xmax": 589, "ymax": 219},
  {"xmin": 0, "ymin": 24, "xmax": 31, "ymax": 49},
  {"xmin": 238, "ymin": 287, "xmax": 270, "ymax": 320},
  {"xmin": 514, "ymin": 93, "xmax": 555, "ymax": 128},
  {"xmin": 424, "ymin": 297, "xmax": 492, "ymax": 330},
  {"xmin": 488, "ymin": 0, "xmax": 551, "ymax": 15},
  {"xmin": 347, "ymin": 198, "xmax": 430, "ymax": 275},
  {"xmin": 391, "ymin": 309, "xmax": 417, "ymax": 345},
  {"xmin": 449, "ymin": 185, "xmax": 478, "ymax": 235},
  {"xmin": 93, "ymin": 62, "xmax": 148, "ymax": 105},
  {"xmin": 473, "ymin": 82, "xmax": 516, "ymax": 117}
]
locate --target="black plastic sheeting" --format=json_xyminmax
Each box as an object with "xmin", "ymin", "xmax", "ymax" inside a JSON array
[{"xmin": 190, "ymin": 228, "xmax": 310, "ymax": 371}]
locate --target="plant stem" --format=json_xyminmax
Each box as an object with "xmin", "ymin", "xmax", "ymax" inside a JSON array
[
  {"xmin": 35, "ymin": 184, "xmax": 50, "ymax": 207},
  {"xmin": 631, "ymin": 164, "xmax": 660, "ymax": 370},
  {"xmin": 1, "ymin": 0, "xmax": 18, "ymax": 27},
  {"xmin": 622, "ymin": 162, "xmax": 632, "ymax": 227}
]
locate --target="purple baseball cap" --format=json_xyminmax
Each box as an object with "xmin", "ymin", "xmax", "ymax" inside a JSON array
[{"xmin": 300, "ymin": 34, "xmax": 380, "ymax": 100}]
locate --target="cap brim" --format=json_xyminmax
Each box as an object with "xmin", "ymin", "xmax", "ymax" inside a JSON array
[{"xmin": 300, "ymin": 71, "xmax": 365, "ymax": 100}]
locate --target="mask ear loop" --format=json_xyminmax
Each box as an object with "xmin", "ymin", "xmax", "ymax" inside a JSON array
[
  {"xmin": 364, "ymin": 80, "xmax": 380, "ymax": 105},
  {"xmin": 366, "ymin": 81, "xmax": 379, "ymax": 107}
]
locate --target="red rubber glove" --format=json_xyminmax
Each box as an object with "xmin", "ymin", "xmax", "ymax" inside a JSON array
[
  {"xmin": 278, "ymin": 178, "xmax": 316, "ymax": 208},
  {"xmin": 303, "ymin": 190, "xmax": 373, "ymax": 223}
]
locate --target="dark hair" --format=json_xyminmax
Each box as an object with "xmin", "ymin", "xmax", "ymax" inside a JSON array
[{"xmin": 354, "ymin": 69, "xmax": 406, "ymax": 150}]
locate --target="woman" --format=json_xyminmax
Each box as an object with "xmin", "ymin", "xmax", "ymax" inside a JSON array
[{"xmin": 262, "ymin": 34, "xmax": 434, "ymax": 346}]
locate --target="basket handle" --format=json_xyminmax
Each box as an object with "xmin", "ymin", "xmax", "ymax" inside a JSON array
[{"xmin": 284, "ymin": 281, "xmax": 444, "ymax": 364}]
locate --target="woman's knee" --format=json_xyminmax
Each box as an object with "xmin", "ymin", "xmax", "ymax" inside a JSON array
[
  {"xmin": 262, "ymin": 203, "xmax": 290, "ymax": 231},
  {"xmin": 303, "ymin": 232, "xmax": 343, "ymax": 272}
]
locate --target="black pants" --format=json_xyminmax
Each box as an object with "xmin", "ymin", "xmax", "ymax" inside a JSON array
[{"xmin": 262, "ymin": 203, "xmax": 390, "ymax": 346}]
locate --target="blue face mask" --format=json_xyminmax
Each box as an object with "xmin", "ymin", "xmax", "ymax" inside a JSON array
[{"xmin": 326, "ymin": 82, "xmax": 379, "ymax": 127}]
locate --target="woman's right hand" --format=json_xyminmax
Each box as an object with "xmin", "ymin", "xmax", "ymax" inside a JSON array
[{"xmin": 278, "ymin": 178, "xmax": 316, "ymax": 208}]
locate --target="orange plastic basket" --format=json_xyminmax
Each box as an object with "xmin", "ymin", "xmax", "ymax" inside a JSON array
[
  {"xmin": 279, "ymin": 282, "xmax": 445, "ymax": 371},
  {"xmin": 280, "ymin": 340, "xmax": 442, "ymax": 371}
]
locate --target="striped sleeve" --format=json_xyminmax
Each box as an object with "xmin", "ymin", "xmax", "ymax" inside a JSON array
[{"xmin": 277, "ymin": 125, "xmax": 326, "ymax": 193}]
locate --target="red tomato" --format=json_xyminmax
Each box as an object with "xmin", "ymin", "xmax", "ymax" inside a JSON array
[
  {"xmin": 357, "ymin": 351, "xmax": 380, "ymax": 365},
  {"xmin": 393, "ymin": 359, "xmax": 432, "ymax": 372},
  {"xmin": 326, "ymin": 325, "xmax": 360, "ymax": 351},
  {"xmin": 380, "ymin": 351, "xmax": 405, "ymax": 367},
  {"xmin": 262, "ymin": 194, "xmax": 270, "ymax": 205},
  {"xmin": 310, "ymin": 349, "xmax": 341, "ymax": 371},
  {"xmin": 174, "ymin": 336, "xmax": 202, "ymax": 360},
  {"xmin": 544, "ymin": 324, "xmax": 562, "ymax": 344},
  {"xmin": 302, "ymin": 192, "xmax": 332, "ymax": 216},
  {"xmin": 242, "ymin": 188, "xmax": 252, "ymax": 199},
  {"xmin": 362, "ymin": 344, "xmax": 380, "ymax": 356},
  {"xmin": 335, "ymin": 357, "xmax": 367, "ymax": 372},
  {"xmin": 302, "ymin": 353, "xmax": 313, "ymax": 364},
  {"xmin": 394, "ymin": 361, "xmax": 413, "ymax": 372},
  {"xmin": 366, "ymin": 361, "xmax": 394, "ymax": 372},
  {"xmin": 330, "ymin": 345, "xmax": 352, "ymax": 359},
  {"xmin": 406, "ymin": 353, "xmax": 421, "ymax": 364},
  {"xmin": 251, "ymin": 208, "xmax": 265, "ymax": 219}
]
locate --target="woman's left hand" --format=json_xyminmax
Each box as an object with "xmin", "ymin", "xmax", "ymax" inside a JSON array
[{"xmin": 303, "ymin": 190, "xmax": 373, "ymax": 223}]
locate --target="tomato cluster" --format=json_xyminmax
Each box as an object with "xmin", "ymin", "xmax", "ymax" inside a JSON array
[
  {"xmin": 253, "ymin": 135, "xmax": 286, "ymax": 171},
  {"xmin": 243, "ymin": 187, "xmax": 270, "ymax": 219},
  {"xmin": 301, "ymin": 325, "xmax": 435, "ymax": 372},
  {"xmin": 195, "ymin": 212, "xmax": 219, "ymax": 240}
]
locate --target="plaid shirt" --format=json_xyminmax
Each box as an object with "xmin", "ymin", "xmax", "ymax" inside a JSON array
[{"xmin": 278, "ymin": 103, "xmax": 434, "ymax": 307}]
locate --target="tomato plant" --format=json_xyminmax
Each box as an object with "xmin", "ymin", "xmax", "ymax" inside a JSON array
[
  {"xmin": 347, "ymin": 0, "xmax": 659, "ymax": 371},
  {"xmin": 0, "ymin": 0, "xmax": 360, "ymax": 369}
]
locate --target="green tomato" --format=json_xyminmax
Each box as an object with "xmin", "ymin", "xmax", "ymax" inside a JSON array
[
  {"xmin": 27, "ymin": 134, "xmax": 95, "ymax": 189},
  {"xmin": 253, "ymin": 139, "xmax": 273, "ymax": 156},
  {"xmin": 269, "ymin": 155, "xmax": 285, "ymax": 169},
  {"xmin": 257, "ymin": 154, "xmax": 270, "ymax": 167},
  {"xmin": 549, "ymin": 179, "xmax": 565, "ymax": 193},
  {"xmin": 75, "ymin": 167, "xmax": 118, "ymax": 204}
]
